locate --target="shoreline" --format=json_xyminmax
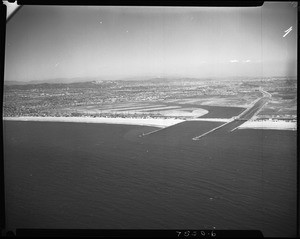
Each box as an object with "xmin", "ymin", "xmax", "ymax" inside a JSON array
[
  {"xmin": 3, "ymin": 116, "xmax": 184, "ymax": 128},
  {"xmin": 3, "ymin": 116, "xmax": 297, "ymax": 131}
]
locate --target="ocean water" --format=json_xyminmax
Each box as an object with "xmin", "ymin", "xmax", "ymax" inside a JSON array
[{"xmin": 3, "ymin": 121, "xmax": 297, "ymax": 237}]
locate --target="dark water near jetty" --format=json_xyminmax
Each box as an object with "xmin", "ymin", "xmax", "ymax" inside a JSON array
[{"xmin": 3, "ymin": 121, "xmax": 297, "ymax": 237}]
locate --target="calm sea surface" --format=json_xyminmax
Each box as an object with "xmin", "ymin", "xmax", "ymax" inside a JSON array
[{"xmin": 3, "ymin": 121, "xmax": 297, "ymax": 237}]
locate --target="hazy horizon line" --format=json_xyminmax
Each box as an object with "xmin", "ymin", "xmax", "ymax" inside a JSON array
[{"xmin": 4, "ymin": 74, "xmax": 297, "ymax": 85}]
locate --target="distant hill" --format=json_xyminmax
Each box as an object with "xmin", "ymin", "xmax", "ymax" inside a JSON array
[
  {"xmin": 4, "ymin": 77, "xmax": 102, "ymax": 86},
  {"xmin": 4, "ymin": 80, "xmax": 29, "ymax": 85},
  {"xmin": 4, "ymin": 75, "xmax": 294, "ymax": 86},
  {"xmin": 4, "ymin": 75, "xmax": 162, "ymax": 85}
]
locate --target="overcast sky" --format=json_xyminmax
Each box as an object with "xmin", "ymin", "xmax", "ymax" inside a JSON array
[{"xmin": 4, "ymin": 2, "xmax": 297, "ymax": 82}]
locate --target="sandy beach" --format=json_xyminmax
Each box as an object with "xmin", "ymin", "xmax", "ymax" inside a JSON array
[
  {"xmin": 238, "ymin": 120, "xmax": 297, "ymax": 130},
  {"xmin": 3, "ymin": 116, "xmax": 184, "ymax": 128},
  {"xmin": 3, "ymin": 117, "xmax": 297, "ymax": 130}
]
